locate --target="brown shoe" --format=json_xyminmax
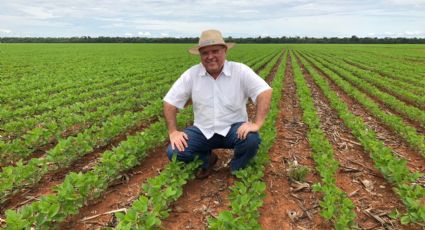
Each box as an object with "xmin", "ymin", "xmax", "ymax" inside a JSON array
[{"xmin": 195, "ymin": 153, "xmax": 218, "ymax": 179}]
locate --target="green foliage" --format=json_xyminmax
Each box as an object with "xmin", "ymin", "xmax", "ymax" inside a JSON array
[
  {"xmin": 297, "ymin": 51, "xmax": 425, "ymax": 225},
  {"xmin": 288, "ymin": 163, "xmax": 310, "ymax": 182},
  {"xmin": 291, "ymin": 51, "xmax": 357, "ymax": 229},
  {"xmin": 3, "ymin": 109, "xmax": 193, "ymax": 229},
  {"xmin": 299, "ymin": 51, "xmax": 425, "ymax": 156},
  {"xmin": 115, "ymin": 157, "xmax": 201, "ymax": 229}
]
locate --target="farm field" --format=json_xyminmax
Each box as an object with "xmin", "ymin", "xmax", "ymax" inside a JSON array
[{"xmin": 0, "ymin": 43, "xmax": 424, "ymax": 229}]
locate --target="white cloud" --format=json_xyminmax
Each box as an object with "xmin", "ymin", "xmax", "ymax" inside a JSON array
[
  {"xmin": 385, "ymin": 0, "xmax": 425, "ymax": 7},
  {"xmin": 19, "ymin": 6, "xmax": 57, "ymax": 19},
  {"xmin": 237, "ymin": 9, "xmax": 259, "ymax": 14},
  {"xmin": 0, "ymin": 0, "xmax": 424, "ymax": 37},
  {"xmin": 0, "ymin": 29, "xmax": 12, "ymax": 34},
  {"xmin": 137, "ymin": 31, "xmax": 151, "ymax": 36},
  {"xmin": 404, "ymin": 30, "xmax": 422, "ymax": 36},
  {"xmin": 124, "ymin": 32, "xmax": 133, "ymax": 36}
]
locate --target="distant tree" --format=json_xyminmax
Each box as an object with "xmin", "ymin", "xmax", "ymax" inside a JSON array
[{"xmin": 1, "ymin": 36, "xmax": 424, "ymax": 44}]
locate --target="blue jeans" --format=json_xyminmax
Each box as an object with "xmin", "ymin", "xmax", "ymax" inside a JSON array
[{"xmin": 167, "ymin": 122, "xmax": 261, "ymax": 172}]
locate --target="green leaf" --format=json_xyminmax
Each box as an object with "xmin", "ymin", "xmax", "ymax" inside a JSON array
[
  {"xmin": 145, "ymin": 215, "xmax": 160, "ymax": 227},
  {"xmin": 218, "ymin": 211, "xmax": 234, "ymax": 223},
  {"xmin": 400, "ymin": 215, "xmax": 411, "ymax": 225},
  {"xmin": 388, "ymin": 210, "xmax": 399, "ymax": 219},
  {"xmin": 48, "ymin": 203, "xmax": 60, "ymax": 218}
]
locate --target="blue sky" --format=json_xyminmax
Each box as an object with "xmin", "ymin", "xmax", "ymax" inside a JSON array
[{"xmin": 1, "ymin": 0, "xmax": 424, "ymax": 38}]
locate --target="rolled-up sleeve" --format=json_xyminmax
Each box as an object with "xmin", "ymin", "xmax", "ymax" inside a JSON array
[
  {"xmin": 242, "ymin": 65, "xmax": 272, "ymax": 103},
  {"xmin": 163, "ymin": 72, "xmax": 192, "ymax": 109}
]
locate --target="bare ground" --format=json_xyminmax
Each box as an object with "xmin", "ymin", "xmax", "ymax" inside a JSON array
[
  {"xmin": 296, "ymin": 53, "xmax": 423, "ymax": 230},
  {"xmin": 259, "ymin": 53, "xmax": 328, "ymax": 230}
]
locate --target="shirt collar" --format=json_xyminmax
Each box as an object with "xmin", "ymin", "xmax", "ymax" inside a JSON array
[{"xmin": 199, "ymin": 60, "xmax": 231, "ymax": 77}]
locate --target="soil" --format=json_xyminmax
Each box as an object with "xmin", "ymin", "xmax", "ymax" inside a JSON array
[
  {"xmin": 296, "ymin": 54, "xmax": 424, "ymax": 172},
  {"xmin": 259, "ymin": 53, "xmax": 328, "ymax": 229},
  {"xmin": 0, "ymin": 118, "xmax": 155, "ymax": 216},
  {"xmin": 299, "ymin": 52, "xmax": 425, "ymax": 134},
  {"xmin": 295, "ymin": 53, "xmax": 422, "ymax": 229},
  {"xmin": 60, "ymin": 144, "xmax": 171, "ymax": 229}
]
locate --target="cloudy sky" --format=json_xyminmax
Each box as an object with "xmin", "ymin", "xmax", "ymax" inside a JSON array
[{"xmin": 0, "ymin": 0, "xmax": 424, "ymax": 38}]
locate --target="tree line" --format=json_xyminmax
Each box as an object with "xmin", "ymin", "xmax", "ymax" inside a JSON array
[{"xmin": 1, "ymin": 35, "xmax": 425, "ymax": 44}]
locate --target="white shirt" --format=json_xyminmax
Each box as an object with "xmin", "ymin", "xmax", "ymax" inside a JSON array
[{"xmin": 164, "ymin": 60, "xmax": 271, "ymax": 139}]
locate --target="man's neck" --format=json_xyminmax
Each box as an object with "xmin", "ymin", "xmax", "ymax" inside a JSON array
[{"xmin": 208, "ymin": 66, "xmax": 223, "ymax": 80}]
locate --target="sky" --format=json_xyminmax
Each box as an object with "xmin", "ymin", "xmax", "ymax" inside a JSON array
[{"xmin": 1, "ymin": 0, "xmax": 425, "ymax": 38}]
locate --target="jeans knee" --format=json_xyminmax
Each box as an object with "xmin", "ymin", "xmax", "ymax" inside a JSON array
[
  {"xmin": 245, "ymin": 133, "xmax": 261, "ymax": 148},
  {"xmin": 167, "ymin": 144, "xmax": 176, "ymax": 161},
  {"xmin": 167, "ymin": 144, "xmax": 195, "ymax": 163}
]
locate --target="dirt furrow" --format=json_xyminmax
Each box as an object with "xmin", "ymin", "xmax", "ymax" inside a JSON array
[
  {"xmin": 265, "ymin": 50, "xmax": 285, "ymax": 84},
  {"xmin": 0, "ymin": 119, "xmax": 154, "ymax": 216},
  {"xmin": 255, "ymin": 51, "xmax": 281, "ymax": 75},
  {"xmin": 297, "ymin": 54, "xmax": 421, "ymax": 229},
  {"xmin": 161, "ymin": 149, "xmax": 235, "ymax": 229},
  {"xmin": 299, "ymin": 53, "xmax": 424, "ymax": 171},
  {"xmin": 60, "ymin": 144, "xmax": 170, "ymax": 229},
  {"xmin": 342, "ymin": 59, "xmax": 424, "ymax": 90},
  {"xmin": 301, "ymin": 53, "xmax": 425, "ymax": 135},
  {"xmin": 259, "ymin": 53, "xmax": 327, "ymax": 229}
]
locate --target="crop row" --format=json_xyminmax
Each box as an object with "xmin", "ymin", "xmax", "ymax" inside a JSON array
[
  {"xmin": 315, "ymin": 46, "xmax": 425, "ymax": 83},
  {"xmin": 291, "ymin": 52, "xmax": 357, "ymax": 228},
  {"xmin": 2, "ymin": 70, "xmax": 147, "ymax": 112},
  {"xmin": 306, "ymin": 51, "xmax": 425, "ymax": 109},
  {"xmin": 115, "ymin": 157, "xmax": 201, "ymax": 229},
  {"xmin": 297, "ymin": 53, "xmax": 425, "ymax": 225},
  {"xmin": 1, "ymin": 70, "xmax": 174, "ymax": 137},
  {"xmin": 0, "ymin": 99, "xmax": 162, "ymax": 205},
  {"xmin": 297, "ymin": 52, "xmax": 425, "ymax": 157},
  {"xmin": 339, "ymin": 59, "xmax": 425, "ymax": 96},
  {"xmin": 313, "ymin": 49, "xmax": 425, "ymax": 89},
  {"xmin": 0, "ymin": 81, "xmax": 170, "ymax": 164},
  {"xmin": 3, "ymin": 107, "xmax": 193, "ymax": 229},
  {"xmin": 301, "ymin": 52, "xmax": 425, "ymax": 126},
  {"xmin": 0, "ymin": 44, "xmax": 194, "ymax": 100},
  {"xmin": 1, "ymin": 69, "xmax": 172, "ymax": 121}
]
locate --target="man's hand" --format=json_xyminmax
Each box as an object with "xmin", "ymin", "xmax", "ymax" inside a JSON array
[
  {"xmin": 169, "ymin": 130, "xmax": 189, "ymax": 152},
  {"xmin": 237, "ymin": 122, "xmax": 259, "ymax": 140}
]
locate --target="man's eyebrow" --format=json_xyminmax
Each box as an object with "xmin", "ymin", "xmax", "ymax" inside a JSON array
[{"xmin": 201, "ymin": 49, "xmax": 218, "ymax": 54}]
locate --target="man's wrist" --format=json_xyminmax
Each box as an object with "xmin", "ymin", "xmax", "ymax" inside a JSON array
[
  {"xmin": 168, "ymin": 129, "xmax": 178, "ymax": 135},
  {"xmin": 253, "ymin": 121, "xmax": 263, "ymax": 130}
]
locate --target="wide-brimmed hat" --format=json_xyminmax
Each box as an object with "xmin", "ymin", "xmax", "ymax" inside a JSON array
[{"xmin": 188, "ymin": 29, "xmax": 235, "ymax": 55}]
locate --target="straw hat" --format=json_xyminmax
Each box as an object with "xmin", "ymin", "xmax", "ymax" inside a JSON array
[{"xmin": 188, "ymin": 29, "xmax": 235, "ymax": 55}]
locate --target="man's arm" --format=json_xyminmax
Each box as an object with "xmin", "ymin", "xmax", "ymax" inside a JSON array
[
  {"xmin": 164, "ymin": 101, "xmax": 188, "ymax": 152},
  {"xmin": 237, "ymin": 88, "xmax": 273, "ymax": 139}
]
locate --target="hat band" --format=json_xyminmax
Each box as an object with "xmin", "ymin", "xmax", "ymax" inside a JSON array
[{"xmin": 199, "ymin": 39, "xmax": 223, "ymax": 47}]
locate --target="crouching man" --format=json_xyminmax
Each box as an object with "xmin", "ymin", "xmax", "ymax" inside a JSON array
[{"xmin": 163, "ymin": 29, "xmax": 272, "ymax": 179}]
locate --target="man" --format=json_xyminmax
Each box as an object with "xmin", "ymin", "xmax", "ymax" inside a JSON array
[{"xmin": 164, "ymin": 29, "xmax": 272, "ymax": 179}]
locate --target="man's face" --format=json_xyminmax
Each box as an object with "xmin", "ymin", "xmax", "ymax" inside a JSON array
[{"xmin": 199, "ymin": 45, "xmax": 227, "ymax": 76}]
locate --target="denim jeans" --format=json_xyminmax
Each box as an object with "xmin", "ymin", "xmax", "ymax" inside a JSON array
[{"xmin": 167, "ymin": 122, "xmax": 261, "ymax": 172}]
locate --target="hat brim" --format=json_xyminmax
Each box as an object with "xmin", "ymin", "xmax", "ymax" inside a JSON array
[{"xmin": 188, "ymin": 43, "xmax": 235, "ymax": 55}]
